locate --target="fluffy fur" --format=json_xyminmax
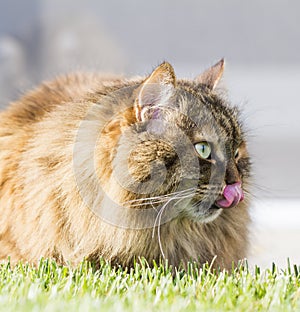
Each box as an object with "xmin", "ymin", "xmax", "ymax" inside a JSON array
[{"xmin": 0, "ymin": 61, "xmax": 251, "ymax": 269}]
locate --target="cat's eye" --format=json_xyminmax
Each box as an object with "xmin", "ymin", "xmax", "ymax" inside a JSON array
[
  {"xmin": 195, "ymin": 142, "xmax": 211, "ymax": 159},
  {"xmin": 234, "ymin": 148, "xmax": 239, "ymax": 158}
]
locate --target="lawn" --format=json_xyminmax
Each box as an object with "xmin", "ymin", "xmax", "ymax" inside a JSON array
[{"xmin": 0, "ymin": 258, "xmax": 299, "ymax": 311}]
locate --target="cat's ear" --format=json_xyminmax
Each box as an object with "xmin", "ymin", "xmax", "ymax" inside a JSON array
[
  {"xmin": 195, "ymin": 59, "xmax": 225, "ymax": 90},
  {"xmin": 135, "ymin": 62, "xmax": 176, "ymax": 122}
]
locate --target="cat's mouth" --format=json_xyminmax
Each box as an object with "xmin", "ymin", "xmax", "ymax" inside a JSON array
[
  {"xmin": 192, "ymin": 182, "xmax": 244, "ymax": 211},
  {"xmin": 189, "ymin": 182, "xmax": 245, "ymax": 222},
  {"xmin": 214, "ymin": 182, "xmax": 244, "ymax": 209},
  {"xmin": 209, "ymin": 204, "xmax": 221, "ymax": 210}
]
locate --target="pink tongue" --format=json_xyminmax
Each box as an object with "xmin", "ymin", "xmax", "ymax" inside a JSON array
[{"xmin": 216, "ymin": 182, "xmax": 244, "ymax": 209}]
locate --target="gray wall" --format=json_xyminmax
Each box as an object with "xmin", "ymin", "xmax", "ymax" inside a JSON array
[{"xmin": 1, "ymin": 0, "xmax": 300, "ymax": 198}]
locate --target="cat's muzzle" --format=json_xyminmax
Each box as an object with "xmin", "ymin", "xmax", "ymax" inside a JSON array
[{"xmin": 215, "ymin": 182, "xmax": 244, "ymax": 209}]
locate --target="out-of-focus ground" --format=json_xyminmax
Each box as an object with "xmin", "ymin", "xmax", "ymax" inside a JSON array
[{"xmin": 0, "ymin": 0, "xmax": 299, "ymax": 269}]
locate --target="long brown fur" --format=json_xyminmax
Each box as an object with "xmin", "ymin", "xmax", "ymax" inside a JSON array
[{"xmin": 0, "ymin": 61, "xmax": 251, "ymax": 269}]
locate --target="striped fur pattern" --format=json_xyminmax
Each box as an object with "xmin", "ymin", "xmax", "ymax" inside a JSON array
[{"xmin": 0, "ymin": 61, "xmax": 251, "ymax": 269}]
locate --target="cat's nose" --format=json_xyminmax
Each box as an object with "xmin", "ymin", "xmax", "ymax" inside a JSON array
[
  {"xmin": 225, "ymin": 161, "xmax": 240, "ymax": 185},
  {"xmin": 215, "ymin": 182, "xmax": 244, "ymax": 209}
]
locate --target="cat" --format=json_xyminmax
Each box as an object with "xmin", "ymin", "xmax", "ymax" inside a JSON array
[{"xmin": 0, "ymin": 59, "xmax": 251, "ymax": 269}]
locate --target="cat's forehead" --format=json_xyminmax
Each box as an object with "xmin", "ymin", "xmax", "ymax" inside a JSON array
[{"xmin": 172, "ymin": 85, "xmax": 242, "ymax": 144}]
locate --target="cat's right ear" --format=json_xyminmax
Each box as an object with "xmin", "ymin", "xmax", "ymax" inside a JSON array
[
  {"xmin": 195, "ymin": 59, "xmax": 225, "ymax": 90},
  {"xmin": 135, "ymin": 62, "xmax": 176, "ymax": 122}
]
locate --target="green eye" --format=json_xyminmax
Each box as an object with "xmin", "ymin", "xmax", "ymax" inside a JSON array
[{"xmin": 195, "ymin": 142, "xmax": 211, "ymax": 159}]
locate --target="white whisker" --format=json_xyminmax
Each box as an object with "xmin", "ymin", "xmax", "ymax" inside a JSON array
[
  {"xmin": 149, "ymin": 200, "xmax": 158, "ymax": 213},
  {"xmin": 122, "ymin": 187, "xmax": 197, "ymax": 205},
  {"xmin": 152, "ymin": 190, "xmax": 196, "ymax": 260},
  {"xmin": 156, "ymin": 198, "xmax": 173, "ymax": 259}
]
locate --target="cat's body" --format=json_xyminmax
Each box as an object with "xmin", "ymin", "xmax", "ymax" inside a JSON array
[{"xmin": 0, "ymin": 61, "xmax": 250, "ymax": 269}]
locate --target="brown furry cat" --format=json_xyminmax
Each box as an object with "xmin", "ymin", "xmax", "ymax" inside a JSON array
[{"xmin": 0, "ymin": 60, "xmax": 251, "ymax": 269}]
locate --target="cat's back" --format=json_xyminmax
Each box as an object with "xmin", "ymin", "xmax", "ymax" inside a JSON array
[
  {"xmin": 0, "ymin": 72, "xmax": 135, "ymax": 261},
  {"xmin": 0, "ymin": 72, "xmax": 132, "ymax": 192},
  {"xmin": 0, "ymin": 72, "xmax": 126, "ymax": 130}
]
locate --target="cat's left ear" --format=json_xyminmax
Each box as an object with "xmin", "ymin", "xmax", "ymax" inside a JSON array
[
  {"xmin": 195, "ymin": 59, "xmax": 225, "ymax": 90},
  {"xmin": 135, "ymin": 62, "xmax": 176, "ymax": 122}
]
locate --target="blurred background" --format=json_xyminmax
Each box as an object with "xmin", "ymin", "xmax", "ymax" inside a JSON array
[{"xmin": 0, "ymin": 0, "xmax": 299, "ymax": 268}]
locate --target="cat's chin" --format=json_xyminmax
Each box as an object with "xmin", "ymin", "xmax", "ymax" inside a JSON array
[{"xmin": 186, "ymin": 204, "xmax": 223, "ymax": 223}]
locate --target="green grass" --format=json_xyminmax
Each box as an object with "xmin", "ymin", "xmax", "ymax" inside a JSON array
[{"xmin": 0, "ymin": 258, "xmax": 299, "ymax": 312}]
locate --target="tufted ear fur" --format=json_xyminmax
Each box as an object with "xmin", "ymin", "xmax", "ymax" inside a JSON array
[
  {"xmin": 195, "ymin": 59, "xmax": 225, "ymax": 90},
  {"xmin": 135, "ymin": 62, "xmax": 176, "ymax": 122}
]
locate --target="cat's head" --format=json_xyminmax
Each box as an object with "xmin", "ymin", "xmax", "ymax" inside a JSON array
[{"xmin": 111, "ymin": 60, "xmax": 251, "ymax": 225}]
